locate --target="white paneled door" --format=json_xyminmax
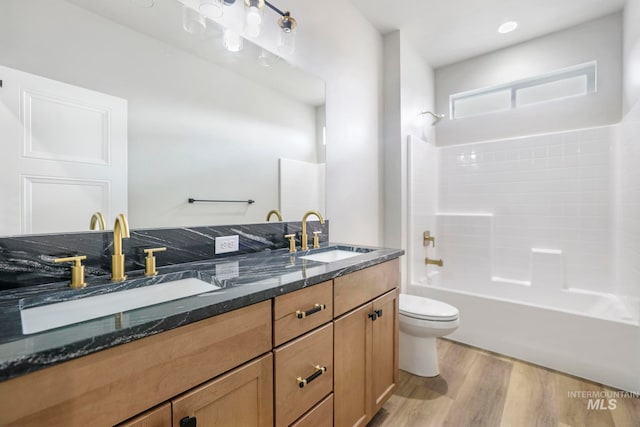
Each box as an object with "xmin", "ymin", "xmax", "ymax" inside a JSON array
[{"xmin": 0, "ymin": 65, "xmax": 127, "ymax": 235}]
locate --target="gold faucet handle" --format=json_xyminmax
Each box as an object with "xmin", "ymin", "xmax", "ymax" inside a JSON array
[
  {"xmin": 54, "ymin": 255, "xmax": 87, "ymax": 289},
  {"xmin": 284, "ymin": 234, "xmax": 297, "ymax": 253},
  {"xmin": 423, "ymin": 231, "xmax": 435, "ymax": 247},
  {"xmin": 312, "ymin": 231, "xmax": 322, "ymax": 249},
  {"xmin": 143, "ymin": 247, "xmax": 167, "ymax": 277}
]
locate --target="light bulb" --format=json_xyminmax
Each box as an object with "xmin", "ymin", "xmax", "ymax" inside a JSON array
[
  {"xmin": 258, "ymin": 49, "xmax": 274, "ymax": 67},
  {"xmin": 245, "ymin": 5, "xmax": 263, "ymax": 37},
  {"xmin": 224, "ymin": 29, "xmax": 243, "ymax": 52},
  {"xmin": 277, "ymin": 13, "xmax": 297, "ymax": 54},
  {"xmin": 182, "ymin": 6, "xmax": 206, "ymax": 34},
  {"xmin": 199, "ymin": 0, "xmax": 224, "ymax": 19}
]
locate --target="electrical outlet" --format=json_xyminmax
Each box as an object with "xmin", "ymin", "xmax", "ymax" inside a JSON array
[{"xmin": 215, "ymin": 235, "xmax": 239, "ymax": 254}]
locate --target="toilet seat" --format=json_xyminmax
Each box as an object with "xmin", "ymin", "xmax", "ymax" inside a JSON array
[{"xmin": 399, "ymin": 294, "xmax": 459, "ymax": 322}]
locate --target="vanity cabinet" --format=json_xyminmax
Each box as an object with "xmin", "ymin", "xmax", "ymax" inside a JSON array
[
  {"xmin": 291, "ymin": 394, "xmax": 334, "ymax": 427},
  {"xmin": 0, "ymin": 258, "xmax": 400, "ymax": 427},
  {"xmin": 118, "ymin": 403, "xmax": 171, "ymax": 427},
  {"xmin": 172, "ymin": 354, "xmax": 273, "ymax": 427},
  {"xmin": 333, "ymin": 260, "xmax": 400, "ymax": 427},
  {"xmin": 274, "ymin": 323, "xmax": 333, "ymax": 426},
  {"xmin": 273, "ymin": 281, "xmax": 334, "ymax": 426},
  {"xmin": 273, "ymin": 280, "xmax": 333, "ymax": 347},
  {"xmin": 0, "ymin": 300, "xmax": 272, "ymax": 427}
]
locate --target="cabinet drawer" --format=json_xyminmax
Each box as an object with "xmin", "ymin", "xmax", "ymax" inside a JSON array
[
  {"xmin": 274, "ymin": 323, "xmax": 333, "ymax": 427},
  {"xmin": 274, "ymin": 281, "xmax": 333, "ymax": 346},
  {"xmin": 116, "ymin": 403, "xmax": 170, "ymax": 427},
  {"xmin": 291, "ymin": 394, "xmax": 334, "ymax": 427},
  {"xmin": 172, "ymin": 354, "xmax": 273, "ymax": 427},
  {"xmin": 334, "ymin": 259, "xmax": 399, "ymax": 317}
]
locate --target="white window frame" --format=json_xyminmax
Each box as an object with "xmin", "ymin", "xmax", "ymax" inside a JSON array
[{"xmin": 449, "ymin": 61, "xmax": 597, "ymax": 120}]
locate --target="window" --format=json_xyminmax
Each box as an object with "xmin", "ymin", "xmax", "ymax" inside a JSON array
[{"xmin": 450, "ymin": 61, "xmax": 597, "ymax": 120}]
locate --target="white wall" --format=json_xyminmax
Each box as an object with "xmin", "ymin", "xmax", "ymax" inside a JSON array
[
  {"xmin": 435, "ymin": 13, "xmax": 623, "ymax": 145},
  {"xmin": 266, "ymin": 0, "xmax": 384, "ymax": 246},
  {"xmin": 382, "ymin": 31, "xmax": 435, "ymax": 289},
  {"xmin": 624, "ymin": 0, "xmax": 640, "ymax": 113},
  {"xmin": 0, "ymin": 0, "xmax": 319, "ymax": 229}
]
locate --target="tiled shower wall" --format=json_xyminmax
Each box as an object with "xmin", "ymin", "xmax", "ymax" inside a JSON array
[
  {"xmin": 437, "ymin": 126, "xmax": 614, "ymax": 294},
  {"xmin": 617, "ymin": 103, "xmax": 640, "ymax": 299}
]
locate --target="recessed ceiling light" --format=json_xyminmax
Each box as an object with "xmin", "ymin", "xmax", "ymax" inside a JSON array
[{"xmin": 498, "ymin": 21, "xmax": 519, "ymax": 34}]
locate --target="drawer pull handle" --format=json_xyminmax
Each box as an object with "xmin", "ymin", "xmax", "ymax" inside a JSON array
[
  {"xmin": 376, "ymin": 309, "xmax": 383, "ymax": 318},
  {"xmin": 296, "ymin": 303, "xmax": 326, "ymax": 319},
  {"xmin": 180, "ymin": 416, "xmax": 197, "ymax": 427},
  {"xmin": 297, "ymin": 365, "xmax": 327, "ymax": 388},
  {"xmin": 368, "ymin": 312, "xmax": 377, "ymax": 321}
]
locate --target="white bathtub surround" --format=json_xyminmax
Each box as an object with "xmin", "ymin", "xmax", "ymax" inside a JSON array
[
  {"xmin": 406, "ymin": 125, "xmax": 640, "ymax": 392},
  {"xmin": 615, "ymin": 101, "xmax": 640, "ymax": 318}
]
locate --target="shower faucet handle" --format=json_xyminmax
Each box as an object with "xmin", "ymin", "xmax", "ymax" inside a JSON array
[{"xmin": 423, "ymin": 231, "xmax": 436, "ymax": 247}]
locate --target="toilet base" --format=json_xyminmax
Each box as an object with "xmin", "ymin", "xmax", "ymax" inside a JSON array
[{"xmin": 399, "ymin": 330, "xmax": 440, "ymax": 377}]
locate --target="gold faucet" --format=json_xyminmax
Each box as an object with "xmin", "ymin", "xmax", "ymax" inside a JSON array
[
  {"xmin": 266, "ymin": 209, "xmax": 283, "ymax": 222},
  {"xmin": 111, "ymin": 213, "xmax": 130, "ymax": 281},
  {"xmin": 425, "ymin": 257, "xmax": 443, "ymax": 267},
  {"xmin": 89, "ymin": 212, "xmax": 106, "ymax": 231},
  {"xmin": 301, "ymin": 210, "xmax": 325, "ymax": 251},
  {"xmin": 54, "ymin": 255, "xmax": 87, "ymax": 288},
  {"xmin": 423, "ymin": 231, "xmax": 435, "ymax": 247}
]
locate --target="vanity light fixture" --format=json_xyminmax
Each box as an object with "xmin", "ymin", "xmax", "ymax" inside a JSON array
[
  {"xmin": 277, "ymin": 10, "xmax": 297, "ymax": 54},
  {"xmin": 181, "ymin": 0, "xmax": 298, "ymax": 55},
  {"xmin": 498, "ymin": 20, "xmax": 519, "ymax": 34},
  {"xmin": 244, "ymin": 0, "xmax": 265, "ymax": 37},
  {"xmin": 183, "ymin": 5, "xmax": 207, "ymax": 34},
  {"xmin": 224, "ymin": 28, "xmax": 244, "ymax": 52},
  {"xmin": 199, "ymin": 0, "xmax": 224, "ymax": 19},
  {"xmin": 244, "ymin": 0, "xmax": 296, "ymax": 53}
]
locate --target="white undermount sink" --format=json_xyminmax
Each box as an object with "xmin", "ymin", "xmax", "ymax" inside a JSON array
[
  {"xmin": 299, "ymin": 249, "xmax": 364, "ymax": 263},
  {"xmin": 20, "ymin": 277, "xmax": 219, "ymax": 335}
]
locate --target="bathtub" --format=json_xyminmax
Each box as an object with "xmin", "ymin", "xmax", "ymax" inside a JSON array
[{"xmin": 408, "ymin": 273, "xmax": 640, "ymax": 393}]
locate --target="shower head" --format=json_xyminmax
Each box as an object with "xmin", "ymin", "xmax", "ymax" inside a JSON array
[{"xmin": 419, "ymin": 111, "xmax": 445, "ymax": 126}]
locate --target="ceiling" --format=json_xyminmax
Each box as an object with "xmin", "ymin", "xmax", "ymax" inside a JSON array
[{"xmin": 347, "ymin": 0, "xmax": 627, "ymax": 68}]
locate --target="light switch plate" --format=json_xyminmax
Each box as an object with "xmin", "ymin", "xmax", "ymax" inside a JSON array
[{"xmin": 215, "ymin": 235, "xmax": 239, "ymax": 254}]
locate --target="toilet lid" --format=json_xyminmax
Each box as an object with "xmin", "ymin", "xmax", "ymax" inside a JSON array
[{"xmin": 399, "ymin": 294, "xmax": 459, "ymax": 321}]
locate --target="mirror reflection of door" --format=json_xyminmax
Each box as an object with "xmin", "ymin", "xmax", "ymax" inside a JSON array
[{"xmin": 0, "ymin": 66, "xmax": 127, "ymax": 235}]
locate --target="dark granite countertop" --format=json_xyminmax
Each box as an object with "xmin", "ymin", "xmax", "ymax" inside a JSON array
[{"xmin": 0, "ymin": 242, "xmax": 403, "ymax": 382}]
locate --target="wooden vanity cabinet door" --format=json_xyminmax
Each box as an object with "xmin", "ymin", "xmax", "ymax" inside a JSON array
[
  {"xmin": 273, "ymin": 280, "xmax": 333, "ymax": 346},
  {"xmin": 116, "ymin": 403, "xmax": 171, "ymax": 427},
  {"xmin": 333, "ymin": 303, "xmax": 372, "ymax": 427},
  {"xmin": 371, "ymin": 289, "xmax": 399, "ymax": 414},
  {"xmin": 334, "ymin": 288, "xmax": 399, "ymax": 427},
  {"xmin": 274, "ymin": 323, "xmax": 333, "ymax": 427},
  {"xmin": 171, "ymin": 353, "xmax": 273, "ymax": 427}
]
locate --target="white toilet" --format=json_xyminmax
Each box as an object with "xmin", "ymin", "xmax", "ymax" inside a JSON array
[{"xmin": 399, "ymin": 294, "xmax": 459, "ymax": 377}]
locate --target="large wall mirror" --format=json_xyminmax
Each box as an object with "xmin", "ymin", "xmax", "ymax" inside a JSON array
[{"xmin": 0, "ymin": 0, "xmax": 326, "ymax": 236}]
